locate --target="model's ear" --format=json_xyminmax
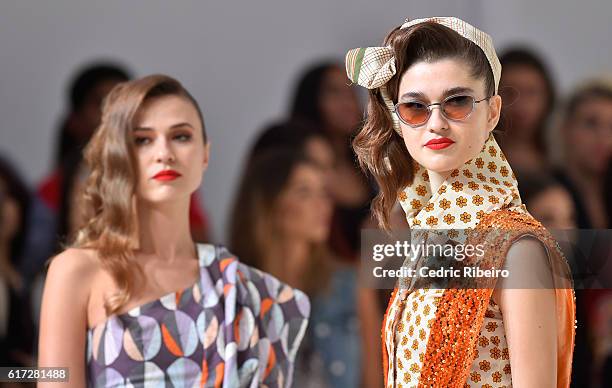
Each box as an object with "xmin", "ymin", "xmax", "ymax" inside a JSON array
[{"xmin": 487, "ymin": 94, "xmax": 502, "ymax": 132}]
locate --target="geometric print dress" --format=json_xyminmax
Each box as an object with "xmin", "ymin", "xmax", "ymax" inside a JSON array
[{"xmin": 86, "ymin": 244, "xmax": 310, "ymax": 387}]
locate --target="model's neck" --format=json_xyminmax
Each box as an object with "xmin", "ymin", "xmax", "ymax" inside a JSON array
[
  {"xmin": 427, "ymin": 169, "xmax": 452, "ymax": 195},
  {"xmin": 136, "ymin": 198, "xmax": 195, "ymax": 261}
]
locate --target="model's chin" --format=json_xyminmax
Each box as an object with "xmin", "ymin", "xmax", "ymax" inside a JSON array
[
  {"xmin": 136, "ymin": 187, "xmax": 192, "ymax": 205},
  {"xmin": 417, "ymin": 155, "xmax": 463, "ymax": 174}
]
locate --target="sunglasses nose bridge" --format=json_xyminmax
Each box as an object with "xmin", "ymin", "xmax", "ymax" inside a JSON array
[
  {"xmin": 426, "ymin": 102, "xmax": 451, "ymax": 129},
  {"xmin": 428, "ymin": 102, "xmax": 448, "ymax": 120}
]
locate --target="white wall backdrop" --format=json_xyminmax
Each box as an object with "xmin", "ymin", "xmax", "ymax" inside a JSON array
[{"xmin": 1, "ymin": 0, "xmax": 610, "ymax": 242}]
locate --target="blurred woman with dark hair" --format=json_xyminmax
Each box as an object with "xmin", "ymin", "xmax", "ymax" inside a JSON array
[
  {"xmin": 230, "ymin": 149, "xmax": 333, "ymax": 297},
  {"xmin": 0, "ymin": 155, "xmax": 35, "ymax": 368},
  {"xmin": 231, "ymin": 122, "xmax": 383, "ymax": 387},
  {"xmin": 495, "ymin": 47, "xmax": 557, "ymax": 174},
  {"xmin": 556, "ymin": 79, "xmax": 612, "ymax": 388},
  {"xmin": 246, "ymin": 119, "xmax": 335, "ymax": 178},
  {"xmin": 39, "ymin": 62, "xmax": 132, "ymax": 213},
  {"xmin": 516, "ymin": 172, "xmax": 576, "ymax": 230},
  {"xmin": 555, "ymin": 79, "xmax": 612, "ymax": 230},
  {"xmin": 20, "ymin": 64, "xmax": 136, "ymax": 292},
  {"xmin": 55, "ymin": 150, "xmax": 89, "ymax": 250},
  {"xmin": 290, "ymin": 62, "xmax": 376, "ymax": 263}
]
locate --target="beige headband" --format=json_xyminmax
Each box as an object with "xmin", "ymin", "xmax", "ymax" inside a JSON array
[{"xmin": 345, "ymin": 16, "xmax": 502, "ymax": 134}]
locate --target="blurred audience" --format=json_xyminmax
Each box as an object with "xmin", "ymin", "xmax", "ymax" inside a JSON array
[
  {"xmin": 230, "ymin": 148, "xmax": 333, "ymax": 297},
  {"xmin": 516, "ymin": 172, "xmax": 576, "ymax": 229},
  {"xmin": 56, "ymin": 152, "xmax": 88, "ymax": 248},
  {"xmin": 551, "ymin": 78, "xmax": 612, "ymax": 388},
  {"xmin": 496, "ymin": 47, "xmax": 557, "ymax": 174},
  {"xmin": 503, "ymin": 72, "xmax": 612, "ymax": 386},
  {"xmin": 39, "ymin": 63, "xmax": 132, "ymax": 211},
  {"xmin": 247, "ymin": 120, "xmax": 335, "ymax": 179},
  {"xmin": 231, "ymin": 122, "xmax": 382, "ymax": 387},
  {"xmin": 27, "ymin": 152, "xmax": 91, "ymax": 333},
  {"xmin": 0, "ymin": 156, "xmax": 35, "ymax": 368},
  {"xmin": 290, "ymin": 62, "xmax": 375, "ymax": 263},
  {"xmin": 19, "ymin": 63, "xmax": 133, "ymax": 286},
  {"xmin": 554, "ymin": 79, "xmax": 612, "ymax": 229}
]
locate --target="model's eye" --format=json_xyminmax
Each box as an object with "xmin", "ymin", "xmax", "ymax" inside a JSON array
[
  {"xmin": 133, "ymin": 136, "xmax": 152, "ymax": 146},
  {"xmin": 174, "ymin": 133, "xmax": 192, "ymax": 142},
  {"xmin": 404, "ymin": 101, "xmax": 428, "ymax": 111},
  {"xmin": 445, "ymin": 95, "xmax": 472, "ymax": 107}
]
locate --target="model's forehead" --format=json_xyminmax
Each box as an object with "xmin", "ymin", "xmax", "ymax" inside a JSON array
[
  {"xmin": 398, "ymin": 58, "xmax": 483, "ymax": 99},
  {"xmin": 134, "ymin": 95, "xmax": 201, "ymax": 130}
]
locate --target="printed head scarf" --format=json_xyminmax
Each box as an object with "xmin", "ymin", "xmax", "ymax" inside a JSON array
[
  {"xmin": 346, "ymin": 16, "xmax": 502, "ymax": 136},
  {"xmin": 345, "ymin": 16, "xmax": 524, "ymax": 232}
]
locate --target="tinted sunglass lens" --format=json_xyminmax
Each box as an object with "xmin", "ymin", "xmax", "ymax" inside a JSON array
[
  {"xmin": 443, "ymin": 95, "xmax": 474, "ymax": 120},
  {"xmin": 398, "ymin": 102, "xmax": 429, "ymax": 125}
]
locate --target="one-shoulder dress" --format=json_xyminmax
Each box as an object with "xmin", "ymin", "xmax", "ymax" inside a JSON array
[{"xmin": 86, "ymin": 244, "xmax": 310, "ymax": 387}]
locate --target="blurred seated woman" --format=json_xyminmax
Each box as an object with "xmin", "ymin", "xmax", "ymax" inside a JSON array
[
  {"xmin": 230, "ymin": 147, "xmax": 381, "ymax": 387},
  {"xmin": 0, "ymin": 156, "xmax": 35, "ymax": 368},
  {"xmin": 495, "ymin": 47, "xmax": 557, "ymax": 174},
  {"xmin": 38, "ymin": 75, "xmax": 310, "ymax": 387},
  {"xmin": 246, "ymin": 120, "xmax": 335, "ymax": 180},
  {"xmin": 516, "ymin": 172, "xmax": 576, "ymax": 230},
  {"xmin": 290, "ymin": 62, "xmax": 376, "ymax": 263},
  {"xmin": 555, "ymin": 79, "xmax": 612, "ymax": 229}
]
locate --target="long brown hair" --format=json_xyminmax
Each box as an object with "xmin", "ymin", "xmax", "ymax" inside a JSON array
[
  {"xmin": 73, "ymin": 74, "xmax": 207, "ymax": 314},
  {"xmin": 229, "ymin": 149, "xmax": 331, "ymax": 296},
  {"xmin": 353, "ymin": 22, "xmax": 496, "ymax": 230}
]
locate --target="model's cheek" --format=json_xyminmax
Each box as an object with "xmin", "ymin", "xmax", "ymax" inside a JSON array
[{"xmin": 402, "ymin": 137, "xmax": 422, "ymax": 160}]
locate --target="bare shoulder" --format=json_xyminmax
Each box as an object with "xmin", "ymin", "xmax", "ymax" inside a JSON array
[
  {"xmin": 39, "ymin": 247, "xmax": 101, "ymax": 384},
  {"xmin": 507, "ymin": 235, "xmax": 548, "ymax": 258},
  {"xmin": 500, "ymin": 234, "xmax": 553, "ymax": 291},
  {"xmin": 45, "ymin": 247, "xmax": 101, "ymax": 298},
  {"xmin": 49, "ymin": 247, "xmax": 99, "ymax": 275}
]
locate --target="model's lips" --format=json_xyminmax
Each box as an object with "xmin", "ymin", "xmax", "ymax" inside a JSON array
[
  {"xmin": 424, "ymin": 137, "xmax": 455, "ymax": 150},
  {"xmin": 153, "ymin": 170, "xmax": 182, "ymax": 181}
]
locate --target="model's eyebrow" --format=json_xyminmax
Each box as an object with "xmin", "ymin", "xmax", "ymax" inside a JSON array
[
  {"xmin": 400, "ymin": 86, "xmax": 475, "ymax": 101},
  {"xmin": 399, "ymin": 91, "xmax": 427, "ymax": 100},
  {"xmin": 133, "ymin": 122, "xmax": 195, "ymax": 131},
  {"xmin": 169, "ymin": 122, "xmax": 195, "ymax": 130},
  {"xmin": 442, "ymin": 86, "xmax": 475, "ymax": 97}
]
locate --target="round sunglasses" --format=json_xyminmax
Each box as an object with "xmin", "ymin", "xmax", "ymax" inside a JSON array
[{"xmin": 394, "ymin": 94, "xmax": 492, "ymax": 127}]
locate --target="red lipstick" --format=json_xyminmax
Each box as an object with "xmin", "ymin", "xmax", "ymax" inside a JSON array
[
  {"xmin": 424, "ymin": 137, "xmax": 455, "ymax": 150},
  {"xmin": 153, "ymin": 170, "xmax": 181, "ymax": 181}
]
